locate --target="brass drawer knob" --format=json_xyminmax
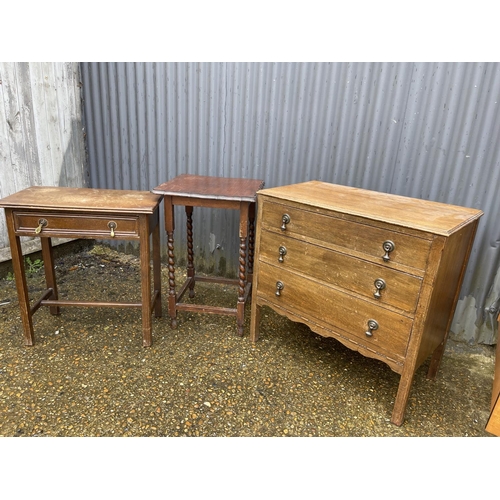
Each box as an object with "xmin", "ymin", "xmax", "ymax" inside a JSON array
[
  {"xmin": 382, "ymin": 240, "xmax": 395, "ymax": 262},
  {"xmin": 365, "ymin": 319, "xmax": 379, "ymax": 337},
  {"xmin": 373, "ymin": 278, "xmax": 386, "ymax": 299},
  {"xmin": 278, "ymin": 245, "xmax": 287, "ymax": 263},
  {"xmin": 275, "ymin": 281, "xmax": 284, "ymax": 296},
  {"xmin": 34, "ymin": 218, "xmax": 48, "ymax": 234},
  {"xmin": 108, "ymin": 221, "xmax": 117, "ymax": 238},
  {"xmin": 281, "ymin": 214, "xmax": 290, "ymax": 231}
]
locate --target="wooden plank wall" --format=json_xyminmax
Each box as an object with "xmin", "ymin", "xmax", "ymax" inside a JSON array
[{"xmin": 0, "ymin": 62, "xmax": 88, "ymax": 262}]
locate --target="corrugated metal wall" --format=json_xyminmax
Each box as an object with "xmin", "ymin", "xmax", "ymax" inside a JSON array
[
  {"xmin": 0, "ymin": 62, "xmax": 88, "ymax": 262},
  {"xmin": 80, "ymin": 62, "xmax": 500, "ymax": 345}
]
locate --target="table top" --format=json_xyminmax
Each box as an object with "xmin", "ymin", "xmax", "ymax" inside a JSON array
[
  {"xmin": 152, "ymin": 174, "xmax": 265, "ymax": 202},
  {"xmin": 0, "ymin": 186, "xmax": 162, "ymax": 214}
]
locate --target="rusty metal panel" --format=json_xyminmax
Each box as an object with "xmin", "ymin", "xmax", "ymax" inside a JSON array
[
  {"xmin": 0, "ymin": 62, "xmax": 88, "ymax": 263},
  {"xmin": 80, "ymin": 62, "xmax": 500, "ymax": 344}
]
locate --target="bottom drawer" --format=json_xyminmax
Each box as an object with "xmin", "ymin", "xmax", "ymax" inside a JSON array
[{"xmin": 256, "ymin": 261, "xmax": 412, "ymax": 360}]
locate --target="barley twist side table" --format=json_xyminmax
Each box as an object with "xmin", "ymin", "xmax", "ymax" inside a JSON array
[{"xmin": 152, "ymin": 174, "xmax": 264, "ymax": 336}]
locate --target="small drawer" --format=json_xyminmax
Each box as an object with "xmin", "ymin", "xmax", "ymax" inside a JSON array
[
  {"xmin": 13, "ymin": 212, "xmax": 139, "ymax": 239},
  {"xmin": 258, "ymin": 229, "xmax": 422, "ymax": 314},
  {"xmin": 260, "ymin": 200, "xmax": 432, "ymax": 272},
  {"xmin": 256, "ymin": 261, "xmax": 413, "ymax": 361}
]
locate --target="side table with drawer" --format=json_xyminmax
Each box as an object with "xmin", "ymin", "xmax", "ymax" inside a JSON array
[
  {"xmin": 0, "ymin": 186, "xmax": 163, "ymax": 347},
  {"xmin": 249, "ymin": 181, "xmax": 483, "ymax": 425}
]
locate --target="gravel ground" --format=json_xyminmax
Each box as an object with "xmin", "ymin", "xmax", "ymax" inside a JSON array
[{"xmin": 0, "ymin": 242, "xmax": 496, "ymax": 437}]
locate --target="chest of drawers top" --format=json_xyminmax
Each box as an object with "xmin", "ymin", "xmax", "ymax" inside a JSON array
[{"xmin": 257, "ymin": 180, "xmax": 482, "ymax": 236}]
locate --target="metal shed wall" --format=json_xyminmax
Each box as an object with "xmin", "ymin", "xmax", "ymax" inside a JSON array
[
  {"xmin": 80, "ymin": 62, "xmax": 500, "ymax": 345},
  {"xmin": 0, "ymin": 62, "xmax": 88, "ymax": 262}
]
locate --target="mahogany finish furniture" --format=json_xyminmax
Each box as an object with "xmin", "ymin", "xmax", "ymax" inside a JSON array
[
  {"xmin": 491, "ymin": 315, "xmax": 500, "ymax": 412},
  {"xmin": 249, "ymin": 181, "xmax": 483, "ymax": 425},
  {"xmin": 486, "ymin": 314, "xmax": 500, "ymax": 436},
  {"xmin": 152, "ymin": 174, "xmax": 264, "ymax": 336},
  {"xmin": 0, "ymin": 186, "xmax": 162, "ymax": 347}
]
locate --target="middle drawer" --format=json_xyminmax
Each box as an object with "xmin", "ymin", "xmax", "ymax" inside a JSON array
[{"xmin": 258, "ymin": 229, "xmax": 422, "ymax": 315}]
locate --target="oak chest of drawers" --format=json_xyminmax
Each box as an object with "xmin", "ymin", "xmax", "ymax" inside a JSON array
[{"xmin": 249, "ymin": 181, "xmax": 483, "ymax": 425}]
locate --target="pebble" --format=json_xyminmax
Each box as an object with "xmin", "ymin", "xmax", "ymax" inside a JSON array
[{"xmin": 0, "ymin": 244, "xmax": 496, "ymax": 437}]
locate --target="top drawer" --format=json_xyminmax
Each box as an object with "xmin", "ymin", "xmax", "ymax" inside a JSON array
[
  {"xmin": 13, "ymin": 212, "xmax": 140, "ymax": 239},
  {"xmin": 260, "ymin": 200, "xmax": 432, "ymax": 272}
]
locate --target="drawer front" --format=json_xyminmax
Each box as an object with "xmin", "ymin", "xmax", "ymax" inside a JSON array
[
  {"xmin": 259, "ymin": 229, "xmax": 422, "ymax": 314},
  {"xmin": 13, "ymin": 212, "xmax": 139, "ymax": 238},
  {"xmin": 256, "ymin": 261, "xmax": 412, "ymax": 360},
  {"xmin": 260, "ymin": 200, "xmax": 431, "ymax": 272}
]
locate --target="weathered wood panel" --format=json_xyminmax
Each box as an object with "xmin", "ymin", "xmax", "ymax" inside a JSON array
[{"xmin": 0, "ymin": 62, "xmax": 87, "ymax": 262}]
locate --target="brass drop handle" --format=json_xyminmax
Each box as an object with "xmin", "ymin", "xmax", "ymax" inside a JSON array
[
  {"xmin": 108, "ymin": 221, "xmax": 117, "ymax": 238},
  {"xmin": 34, "ymin": 218, "xmax": 48, "ymax": 234},
  {"xmin": 275, "ymin": 281, "xmax": 284, "ymax": 296},
  {"xmin": 365, "ymin": 319, "xmax": 379, "ymax": 337},
  {"xmin": 382, "ymin": 240, "xmax": 395, "ymax": 262},
  {"xmin": 281, "ymin": 214, "xmax": 290, "ymax": 231},
  {"xmin": 278, "ymin": 246, "xmax": 287, "ymax": 263},
  {"xmin": 373, "ymin": 278, "xmax": 386, "ymax": 299}
]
